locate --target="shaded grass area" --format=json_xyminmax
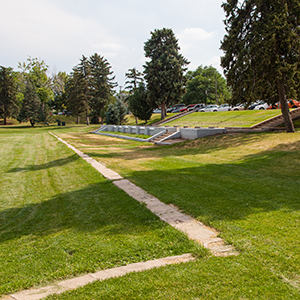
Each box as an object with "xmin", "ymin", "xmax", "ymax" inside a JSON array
[
  {"xmin": 166, "ymin": 110, "xmax": 282, "ymax": 127},
  {"xmin": 47, "ymin": 129, "xmax": 300, "ymax": 299},
  {"xmin": 0, "ymin": 126, "xmax": 203, "ymax": 296}
]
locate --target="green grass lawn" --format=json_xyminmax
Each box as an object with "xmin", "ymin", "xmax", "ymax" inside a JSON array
[
  {"xmin": 166, "ymin": 110, "xmax": 282, "ymax": 127},
  {"xmin": 0, "ymin": 126, "xmax": 203, "ymax": 297},
  {"xmin": 45, "ymin": 128, "xmax": 300, "ymax": 299}
]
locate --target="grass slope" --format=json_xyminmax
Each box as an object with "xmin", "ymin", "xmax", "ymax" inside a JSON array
[
  {"xmin": 166, "ymin": 110, "xmax": 282, "ymax": 127},
  {"xmin": 46, "ymin": 129, "xmax": 300, "ymax": 299},
  {"xmin": 0, "ymin": 126, "xmax": 202, "ymax": 296}
]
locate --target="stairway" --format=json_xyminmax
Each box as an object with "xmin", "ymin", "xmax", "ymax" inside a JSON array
[
  {"xmin": 251, "ymin": 107, "xmax": 300, "ymax": 129},
  {"xmin": 150, "ymin": 131, "xmax": 176, "ymax": 144}
]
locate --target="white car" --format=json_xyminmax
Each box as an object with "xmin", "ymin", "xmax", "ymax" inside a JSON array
[
  {"xmin": 254, "ymin": 102, "xmax": 270, "ymax": 110},
  {"xmin": 200, "ymin": 105, "xmax": 219, "ymax": 112},
  {"xmin": 217, "ymin": 104, "xmax": 230, "ymax": 112},
  {"xmin": 230, "ymin": 104, "xmax": 245, "ymax": 111}
]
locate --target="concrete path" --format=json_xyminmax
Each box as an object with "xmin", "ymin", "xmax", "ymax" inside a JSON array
[
  {"xmin": 49, "ymin": 132, "xmax": 238, "ymax": 256},
  {"xmin": 5, "ymin": 254, "xmax": 194, "ymax": 300}
]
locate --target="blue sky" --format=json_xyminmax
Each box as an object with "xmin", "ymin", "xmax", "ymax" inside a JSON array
[{"xmin": 0, "ymin": 0, "xmax": 226, "ymax": 88}]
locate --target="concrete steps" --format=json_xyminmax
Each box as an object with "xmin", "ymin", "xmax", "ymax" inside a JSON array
[{"xmin": 151, "ymin": 132, "xmax": 175, "ymax": 143}]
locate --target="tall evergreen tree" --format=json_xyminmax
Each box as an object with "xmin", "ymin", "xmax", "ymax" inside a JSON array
[
  {"xmin": 0, "ymin": 66, "xmax": 19, "ymax": 125},
  {"xmin": 65, "ymin": 70, "xmax": 87, "ymax": 124},
  {"xmin": 89, "ymin": 53, "xmax": 116, "ymax": 123},
  {"xmin": 144, "ymin": 28, "xmax": 189, "ymax": 119},
  {"xmin": 221, "ymin": 0, "xmax": 300, "ymax": 132},
  {"xmin": 75, "ymin": 55, "xmax": 91, "ymax": 125}
]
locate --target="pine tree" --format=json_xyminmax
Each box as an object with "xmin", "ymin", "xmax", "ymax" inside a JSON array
[
  {"xmin": 65, "ymin": 70, "xmax": 87, "ymax": 124},
  {"xmin": 221, "ymin": 0, "xmax": 300, "ymax": 132},
  {"xmin": 89, "ymin": 53, "xmax": 116, "ymax": 123},
  {"xmin": 0, "ymin": 66, "xmax": 19, "ymax": 125},
  {"xmin": 75, "ymin": 55, "xmax": 91, "ymax": 125},
  {"xmin": 144, "ymin": 28, "xmax": 189, "ymax": 119}
]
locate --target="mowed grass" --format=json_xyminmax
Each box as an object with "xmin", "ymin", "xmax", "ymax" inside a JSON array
[
  {"xmin": 46, "ymin": 128, "xmax": 300, "ymax": 299},
  {"xmin": 166, "ymin": 110, "xmax": 282, "ymax": 127},
  {"xmin": 0, "ymin": 126, "xmax": 203, "ymax": 297}
]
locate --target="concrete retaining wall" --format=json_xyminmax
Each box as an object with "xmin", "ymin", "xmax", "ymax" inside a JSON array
[
  {"xmin": 180, "ymin": 128, "xmax": 227, "ymax": 140},
  {"xmin": 98, "ymin": 125, "xmax": 176, "ymax": 135}
]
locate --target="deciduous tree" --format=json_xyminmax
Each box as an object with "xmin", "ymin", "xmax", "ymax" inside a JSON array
[{"xmin": 183, "ymin": 65, "xmax": 231, "ymax": 105}]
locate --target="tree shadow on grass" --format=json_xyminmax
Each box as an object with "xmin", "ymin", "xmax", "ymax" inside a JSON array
[
  {"xmin": 7, "ymin": 154, "xmax": 79, "ymax": 173},
  {"xmin": 0, "ymin": 182, "xmax": 160, "ymax": 244},
  {"xmin": 124, "ymin": 140, "xmax": 300, "ymax": 224}
]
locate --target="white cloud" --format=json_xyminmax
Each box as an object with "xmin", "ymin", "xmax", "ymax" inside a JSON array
[{"xmin": 178, "ymin": 28, "xmax": 217, "ymax": 42}]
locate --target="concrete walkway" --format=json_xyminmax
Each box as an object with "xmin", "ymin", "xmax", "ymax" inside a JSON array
[
  {"xmin": 49, "ymin": 132, "xmax": 237, "ymax": 257},
  {"xmin": 6, "ymin": 254, "xmax": 194, "ymax": 300},
  {"xmin": 2, "ymin": 132, "xmax": 238, "ymax": 299}
]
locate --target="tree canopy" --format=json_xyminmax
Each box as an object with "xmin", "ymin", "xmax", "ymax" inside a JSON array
[
  {"xmin": 220, "ymin": 0, "xmax": 300, "ymax": 132},
  {"xmin": 144, "ymin": 28, "xmax": 189, "ymax": 119},
  {"xmin": 183, "ymin": 65, "xmax": 231, "ymax": 105}
]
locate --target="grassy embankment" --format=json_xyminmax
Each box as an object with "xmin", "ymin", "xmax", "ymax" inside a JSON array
[
  {"xmin": 44, "ymin": 126, "xmax": 300, "ymax": 299},
  {"xmin": 166, "ymin": 110, "xmax": 283, "ymax": 127}
]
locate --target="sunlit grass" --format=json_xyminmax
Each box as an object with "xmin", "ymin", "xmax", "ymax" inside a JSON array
[
  {"xmin": 166, "ymin": 110, "xmax": 282, "ymax": 127},
  {"xmin": 46, "ymin": 128, "xmax": 300, "ymax": 299}
]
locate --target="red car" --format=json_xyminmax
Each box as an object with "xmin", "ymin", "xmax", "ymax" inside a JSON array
[{"xmin": 180, "ymin": 104, "xmax": 196, "ymax": 112}]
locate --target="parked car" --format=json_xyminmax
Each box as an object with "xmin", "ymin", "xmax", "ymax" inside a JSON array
[
  {"xmin": 217, "ymin": 104, "xmax": 230, "ymax": 112},
  {"xmin": 230, "ymin": 104, "xmax": 245, "ymax": 111},
  {"xmin": 180, "ymin": 104, "xmax": 196, "ymax": 113},
  {"xmin": 267, "ymin": 99, "xmax": 300, "ymax": 109},
  {"xmin": 153, "ymin": 109, "xmax": 161, "ymax": 114},
  {"xmin": 248, "ymin": 100, "xmax": 265, "ymax": 110},
  {"xmin": 254, "ymin": 102, "xmax": 270, "ymax": 110},
  {"xmin": 192, "ymin": 103, "xmax": 205, "ymax": 111},
  {"xmin": 167, "ymin": 107, "xmax": 175, "ymax": 113},
  {"xmin": 172, "ymin": 108, "xmax": 181, "ymax": 113},
  {"xmin": 200, "ymin": 105, "xmax": 219, "ymax": 112}
]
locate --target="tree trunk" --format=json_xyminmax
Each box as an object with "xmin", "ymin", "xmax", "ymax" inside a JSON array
[
  {"xmin": 86, "ymin": 115, "xmax": 90, "ymax": 126},
  {"xmin": 4, "ymin": 117, "xmax": 6, "ymax": 125},
  {"xmin": 160, "ymin": 102, "xmax": 166, "ymax": 120},
  {"xmin": 277, "ymin": 80, "xmax": 295, "ymax": 133},
  {"xmin": 30, "ymin": 120, "xmax": 35, "ymax": 127},
  {"xmin": 77, "ymin": 115, "xmax": 80, "ymax": 124},
  {"xmin": 135, "ymin": 117, "xmax": 138, "ymax": 125}
]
